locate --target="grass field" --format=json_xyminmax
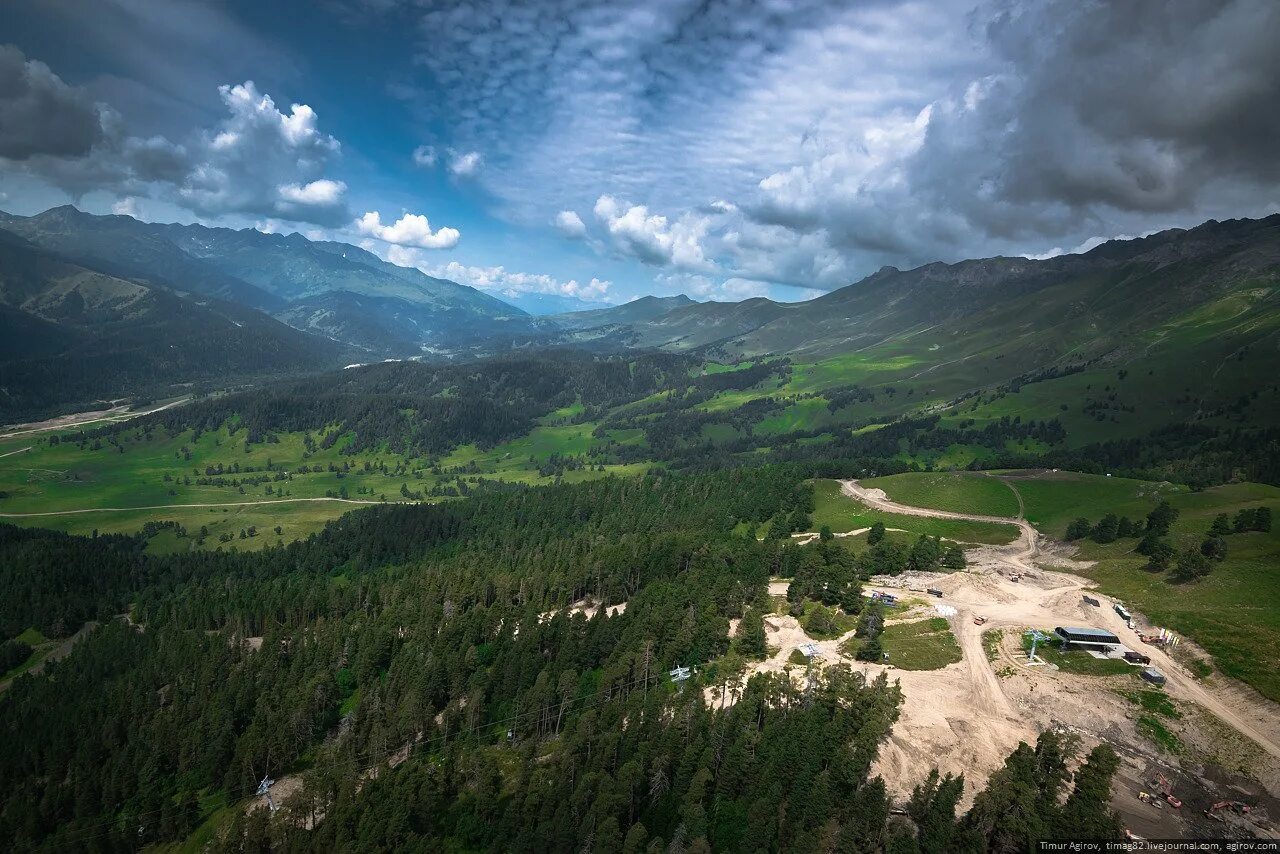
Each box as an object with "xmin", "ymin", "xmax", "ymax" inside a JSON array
[
  {"xmin": 999, "ymin": 470, "xmax": 1187, "ymax": 536},
  {"xmin": 1, "ymin": 627, "xmax": 54, "ymax": 683},
  {"xmin": 0, "ymin": 420, "xmax": 647, "ymax": 549},
  {"xmin": 1010, "ymin": 473, "xmax": 1280, "ymax": 700},
  {"xmin": 841, "ymin": 616, "xmax": 962, "ymax": 670},
  {"xmin": 810, "ymin": 479, "xmax": 1019, "ymax": 545},
  {"xmin": 1022, "ymin": 632, "xmax": 1136, "ymax": 677},
  {"xmin": 862, "ymin": 471, "xmax": 1021, "ymax": 517}
]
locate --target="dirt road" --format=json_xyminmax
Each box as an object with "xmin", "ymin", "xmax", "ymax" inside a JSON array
[
  {"xmin": 742, "ymin": 480, "xmax": 1280, "ymax": 806},
  {"xmin": 0, "ymin": 496, "xmax": 385, "ymax": 518},
  {"xmin": 0, "ymin": 397, "xmax": 192, "ymax": 440},
  {"xmin": 840, "ymin": 478, "xmax": 1280, "ymax": 764},
  {"xmin": 840, "ymin": 479, "xmax": 1039, "ymax": 570}
]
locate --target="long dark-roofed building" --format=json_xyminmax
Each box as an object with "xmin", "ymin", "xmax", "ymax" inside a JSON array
[{"xmin": 1054, "ymin": 626, "xmax": 1120, "ymax": 650}]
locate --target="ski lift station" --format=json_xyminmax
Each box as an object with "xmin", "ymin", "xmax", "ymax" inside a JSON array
[{"xmin": 1054, "ymin": 626, "xmax": 1120, "ymax": 651}]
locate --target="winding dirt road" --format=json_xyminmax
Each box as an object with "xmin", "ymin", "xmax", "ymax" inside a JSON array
[
  {"xmin": 745, "ymin": 480, "xmax": 1280, "ymax": 806},
  {"xmin": 0, "ymin": 496, "xmax": 384, "ymax": 518},
  {"xmin": 837, "ymin": 478, "xmax": 1280, "ymax": 766}
]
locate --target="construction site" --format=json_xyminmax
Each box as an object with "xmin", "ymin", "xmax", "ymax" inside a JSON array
[{"xmin": 736, "ymin": 480, "xmax": 1280, "ymax": 841}]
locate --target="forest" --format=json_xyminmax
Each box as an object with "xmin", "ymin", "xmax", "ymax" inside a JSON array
[
  {"xmin": 63, "ymin": 347, "xmax": 1279, "ymax": 494},
  {"xmin": 0, "ymin": 466, "xmax": 1124, "ymax": 852}
]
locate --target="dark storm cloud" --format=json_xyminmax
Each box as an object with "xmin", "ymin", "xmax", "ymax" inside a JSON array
[
  {"xmin": 752, "ymin": 0, "xmax": 1280, "ymax": 273},
  {"xmin": 0, "ymin": 46, "xmax": 105, "ymax": 161},
  {"xmin": 0, "ymin": 52, "xmax": 350, "ymax": 227}
]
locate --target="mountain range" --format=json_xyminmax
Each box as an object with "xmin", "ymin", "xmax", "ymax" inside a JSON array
[{"xmin": 1, "ymin": 205, "xmax": 1277, "ymax": 420}]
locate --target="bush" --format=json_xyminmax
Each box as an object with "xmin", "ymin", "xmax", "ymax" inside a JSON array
[
  {"xmin": 1170, "ymin": 549, "xmax": 1212, "ymax": 583},
  {"xmin": 1200, "ymin": 536, "xmax": 1227, "ymax": 561},
  {"xmin": 1065, "ymin": 518, "xmax": 1092, "ymax": 540}
]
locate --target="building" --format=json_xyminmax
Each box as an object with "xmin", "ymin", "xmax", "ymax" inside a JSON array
[
  {"xmin": 1140, "ymin": 667, "xmax": 1166, "ymax": 686},
  {"xmin": 1054, "ymin": 626, "xmax": 1120, "ymax": 650}
]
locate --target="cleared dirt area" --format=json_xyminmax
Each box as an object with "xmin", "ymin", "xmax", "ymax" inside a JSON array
[
  {"xmin": 732, "ymin": 480, "xmax": 1280, "ymax": 830},
  {"xmin": 0, "ymin": 396, "xmax": 191, "ymax": 439}
]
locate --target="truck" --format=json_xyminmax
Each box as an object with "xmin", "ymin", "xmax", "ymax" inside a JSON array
[
  {"xmin": 1114, "ymin": 603, "xmax": 1132, "ymax": 622},
  {"xmin": 926, "ymin": 588, "xmax": 944, "ymax": 598}
]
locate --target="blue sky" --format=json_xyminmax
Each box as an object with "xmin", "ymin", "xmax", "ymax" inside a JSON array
[{"xmin": 2, "ymin": 0, "xmax": 1278, "ymax": 310}]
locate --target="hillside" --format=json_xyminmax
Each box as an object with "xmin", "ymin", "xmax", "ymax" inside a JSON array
[
  {"xmin": 0, "ymin": 207, "xmax": 534, "ymax": 355},
  {"xmin": 552, "ymin": 215, "xmax": 1279, "ymax": 366},
  {"xmin": 0, "ymin": 231, "xmax": 350, "ymax": 419}
]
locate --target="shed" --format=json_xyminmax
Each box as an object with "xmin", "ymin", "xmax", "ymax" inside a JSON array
[
  {"xmin": 1054, "ymin": 626, "xmax": 1120, "ymax": 650},
  {"xmin": 1140, "ymin": 667, "xmax": 1166, "ymax": 686}
]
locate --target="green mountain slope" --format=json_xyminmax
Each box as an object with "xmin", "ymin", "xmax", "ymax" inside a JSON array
[
  {"xmin": 0, "ymin": 231, "xmax": 351, "ymax": 419},
  {"xmin": 0, "ymin": 206, "xmax": 535, "ymax": 353}
]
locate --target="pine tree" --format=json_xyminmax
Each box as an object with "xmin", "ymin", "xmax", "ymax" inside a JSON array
[
  {"xmin": 1055, "ymin": 744, "xmax": 1123, "ymax": 840},
  {"xmin": 867, "ymin": 522, "xmax": 886, "ymax": 545}
]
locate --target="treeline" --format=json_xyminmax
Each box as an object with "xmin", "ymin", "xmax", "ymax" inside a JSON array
[
  {"xmin": 82, "ymin": 351, "xmax": 698, "ymax": 456},
  {"xmin": 982, "ymin": 423, "xmax": 1280, "ymax": 489}
]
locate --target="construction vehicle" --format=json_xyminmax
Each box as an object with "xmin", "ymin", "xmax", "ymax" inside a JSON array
[
  {"xmin": 1206, "ymin": 800, "xmax": 1251, "ymax": 816},
  {"xmin": 1152, "ymin": 774, "xmax": 1182, "ymax": 808},
  {"xmin": 1008, "ymin": 574, "xmax": 1021, "ymax": 583},
  {"xmin": 973, "ymin": 615, "xmax": 988, "ymax": 626}
]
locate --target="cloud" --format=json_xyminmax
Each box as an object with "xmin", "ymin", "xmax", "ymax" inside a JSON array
[
  {"xmin": 412, "ymin": 145, "xmax": 437, "ymax": 167},
  {"xmin": 279, "ymin": 178, "xmax": 346, "ymax": 205},
  {"xmin": 395, "ymin": 0, "xmax": 1280, "ymax": 290},
  {"xmin": 747, "ymin": 0, "xmax": 1280, "ymax": 273},
  {"xmin": 554, "ymin": 209, "xmax": 586, "ymax": 238},
  {"xmin": 430, "ymin": 261, "xmax": 611, "ymax": 302},
  {"xmin": 111, "ymin": 197, "xmax": 141, "ymax": 217},
  {"xmin": 658, "ymin": 272, "xmax": 769, "ymax": 303},
  {"xmin": 447, "ymin": 149, "xmax": 482, "ymax": 177},
  {"xmin": 593, "ymin": 195, "xmax": 709, "ymax": 270},
  {"xmin": 1, "ymin": 59, "xmax": 350, "ymax": 226},
  {"xmin": 354, "ymin": 210, "xmax": 460, "ymax": 249},
  {"xmin": 173, "ymin": 81, "xmax": 346, "ymax": 223},
  {"xmin": 0, "ymin": 45, "xmax": 105, "ymax": 161}
]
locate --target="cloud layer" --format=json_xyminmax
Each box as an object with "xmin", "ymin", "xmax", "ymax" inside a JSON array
[{"xmin": 403, "ymin": 0, "xmax": 1280, "ymax": 290}]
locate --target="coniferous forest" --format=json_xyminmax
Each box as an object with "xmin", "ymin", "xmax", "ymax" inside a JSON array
[{"xmin": 0, "ymin": 467, "xmax": 1122, "ymax": 852}]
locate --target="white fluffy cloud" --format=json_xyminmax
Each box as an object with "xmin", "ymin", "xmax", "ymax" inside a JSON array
[
  {"xmin": 447, "ymin": 149, "xmax": 482, "ymax": 177},
  {"xmin": 554, "ymin": 209, "xmax": 586, "ymax": 238},
  {"xmin": 355, "ymin": 211, "xmax": 461, "ymax": 249},
  {"xmin": 431, "ymin": 261, "xmax": 610, "ymax": 301},
  {"xmin": 278, "ymin": 178, "xmax": 346, "ymax": 205},
  {"xmin": 364, "ymin": 251, "xmax": 611, "ymax": 303},
  {"xmin": 411, "ymin": 145, "xmax": 437, "ymax": 167},
  {"xmin": 593, "ymin": 195, "xmax": 709, "ymax": 270},
  {"xmin": 174, "ymin": 81, "xmax": 347, "ymax": 223}
]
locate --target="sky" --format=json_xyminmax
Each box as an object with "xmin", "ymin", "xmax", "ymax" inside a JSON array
[{"xmin": 1, "ymin": 0, "xmax": 1278, "ymax": 309}]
